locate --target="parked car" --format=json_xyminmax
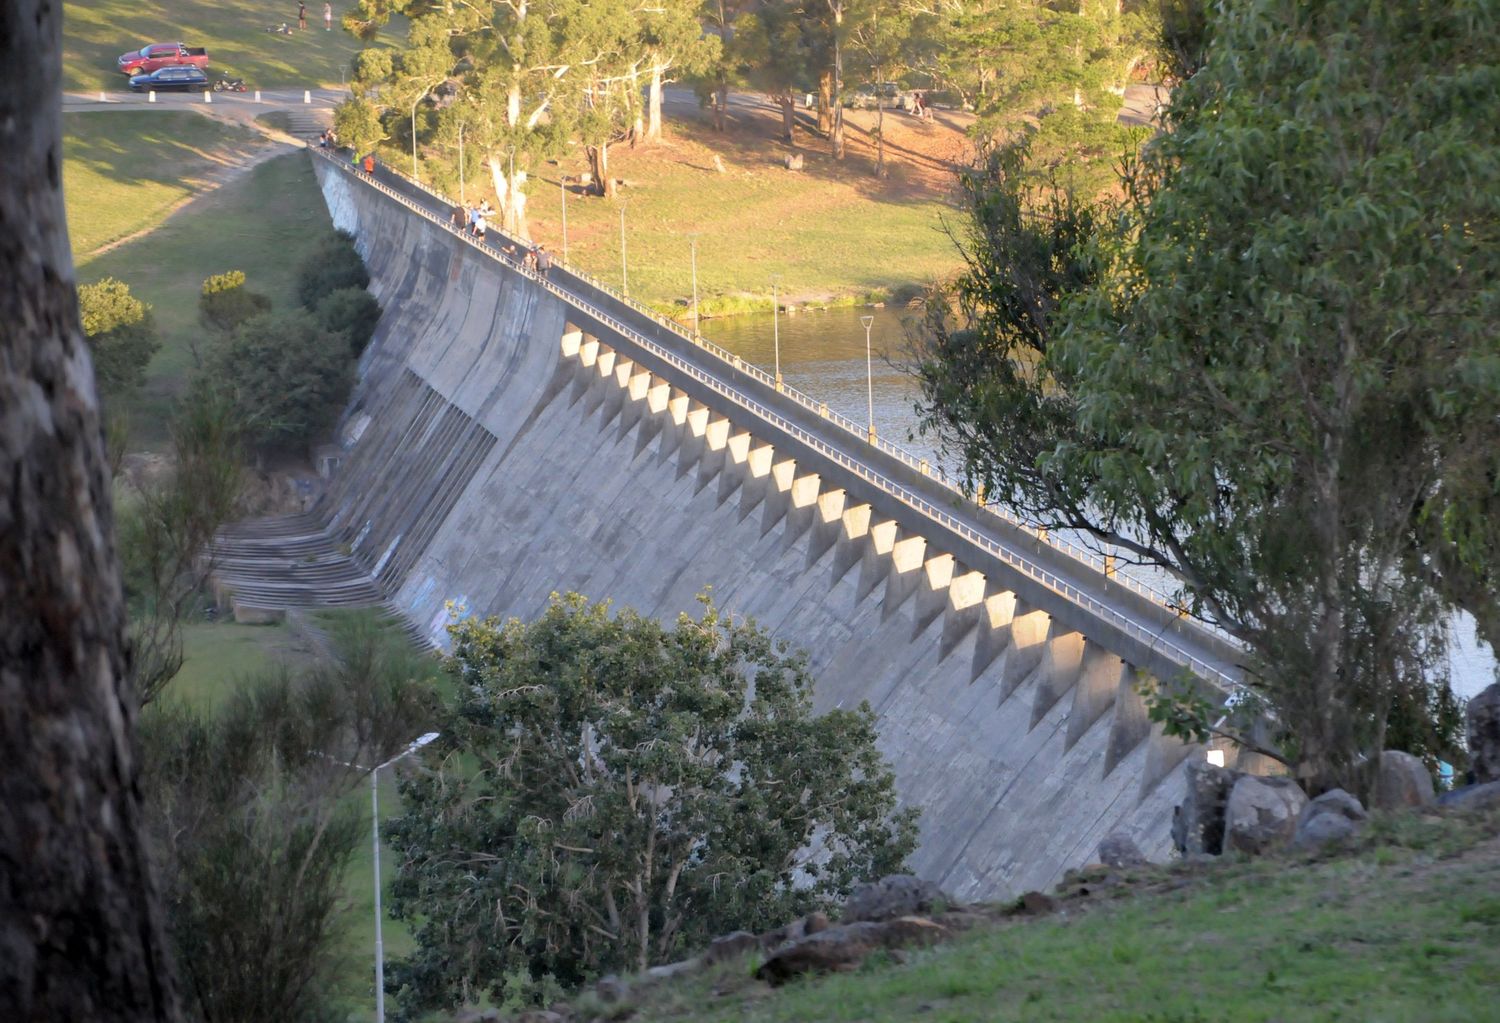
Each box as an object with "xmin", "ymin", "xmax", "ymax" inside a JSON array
[
  {"xmin": 117, "ymin": 42, "xmax": 209, "ymax": 76},
  {"xmin": 127, "ymin": 65, "xmax": 211, "ymax": 92},
  {"xmin": 847, "ymin": 82, "xmax": 902, "ymax": 109}
]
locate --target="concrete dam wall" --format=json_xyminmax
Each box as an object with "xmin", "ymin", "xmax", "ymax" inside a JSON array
[{"xmin": 293, "ymin": 154, "xmax": 1242, "ymax": 899}]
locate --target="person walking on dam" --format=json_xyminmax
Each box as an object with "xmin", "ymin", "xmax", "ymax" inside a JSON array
[
  {"xmin": 324, "ymin": 2, "xmax": 333, "ymax": 30},
  {"xmin": 298, "ymin": 2, "xmax": 308, "ymax": 30},
  {"xmin": 536, "ymin": 244, "xmax": 553, "ymax": 278}
]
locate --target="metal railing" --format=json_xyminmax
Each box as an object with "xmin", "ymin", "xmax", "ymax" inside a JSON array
[{"xmin": 313, "ymin": 149, "xmax": 1243, "ymax": 692}]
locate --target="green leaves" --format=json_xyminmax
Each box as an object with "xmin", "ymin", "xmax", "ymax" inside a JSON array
[{"xmin": 385, "ymin": 593, "xmax": 916, "ymax": 1013}]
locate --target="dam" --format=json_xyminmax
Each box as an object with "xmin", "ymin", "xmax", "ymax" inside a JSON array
[{"xmin": 212, "ymin": 149, "xmax": 1247, "ymax": 899}]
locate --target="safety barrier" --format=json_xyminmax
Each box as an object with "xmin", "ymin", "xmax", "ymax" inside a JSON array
[{"xmin": 311, "ymin": 148, "xmax": 1244, "ymax": 692}]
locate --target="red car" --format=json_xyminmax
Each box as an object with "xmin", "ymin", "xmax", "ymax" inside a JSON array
[{"xmin": 117, "ymin": 42, "xmax": 209, "ymax": 76}]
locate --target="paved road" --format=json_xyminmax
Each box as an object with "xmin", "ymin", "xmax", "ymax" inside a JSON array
[{"xmin": 319, "ymin": 148, "xmax": 1243, "ymax": 692}]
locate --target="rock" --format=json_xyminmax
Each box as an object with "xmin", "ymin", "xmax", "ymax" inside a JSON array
[
  {"xmin": 1467, "ymin": 683, "xmax": 1500, "ymax": 784},
  {"xmin": 1437, "ymin": 779, "xmax": 1500, "ymax": 812},
  {"xmin": 712, "ymin": 154, "xmax": 727, "ymax": 173},
  {"xmin": 1370, "ymin": 750, "xmax": 1436, "ymax": 810},
  {"xmin": 1224, "ymin": 774, "xmax": 1308, "ymax": 855},
  {"xmin": 784, "ymin": 153, "xmax": 804, "ymax": 171},
  {"xmin": 754, "ymin": 917, "xmax": 948, "ymax": 985},
  {"xmin": 803, "ymin": 910, "xmax": 831, "ymax": 935},
  {"xmin": 1172, "ymin": 761, "xmax": 1239, "ymax": 856},
  {"xmin": 1291, "ymin": 788, "xmax": 1367, "ymax": 850},
  {"xmin": 593, "ymin": 976, "xmax": 629, "ymax": 1004},
  {"xmin": 1292, "ymin": 812, "xmax": 1359, "ymax": 849},
  {"xmin": 842, "ymin": 874, "xmax": 949, "ymax": 922},
  {"xmin": 704, "ymin": 932, "xmax": 759, "ymax": 965},
  {"xmin": 644, "ymin": 958, "xmax": 700, "ymax": 980},
  {"xmin": 1008, "ymin": 891, "xmax": 1057, "ymax": 917},
  {"xmin": 1098, "ymin": 830, "xmax": 1148, "ymax": 869}
]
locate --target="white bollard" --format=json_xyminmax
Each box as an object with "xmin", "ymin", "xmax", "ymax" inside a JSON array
[
  {"xmin": 148, "ymin": 91, "xmax": 156, "ymax": 103},
  {"xmin": 254, "ymin": 90, "xmax": 262, "ymax": 103},
  {"xmin": 204, "ymin": 90, "xmax": 212, "ymax": 103},
  {"xmin": 303, "ymin": 90, "xmax": 312, "ymax": 104},
  {"xmin": 98, "ymin": 91, "xmax": 106, "ymax": 102}
]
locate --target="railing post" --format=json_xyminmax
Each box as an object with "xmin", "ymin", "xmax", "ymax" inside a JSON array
[{"xmin": 1104, "ymin": 554, "xmax": 1116, "ymax": 579}]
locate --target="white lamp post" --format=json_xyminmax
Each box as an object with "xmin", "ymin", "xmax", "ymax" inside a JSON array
[
  {"xmin": 369, "ymin": 731, "xmax": 439, "ymax": 1023},
  {"xmin": 861, "ymin": 314, "xmax": 876, "ymax": 443},
  {"xmin": 771, "ymin": 274, "xmax": 783, "ymax": 389},
  {"xmin": 619, "ymin": 203, "xmax": 629, "ymax": 297},
  {"xmin": 688, "ymin": 233, "xmax": 700, "ymax": 337}
]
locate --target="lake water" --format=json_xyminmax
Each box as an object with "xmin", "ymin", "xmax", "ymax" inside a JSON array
[{"xmin": 703, "ymin": 305, "xmax": 1497, "ymax": 700}]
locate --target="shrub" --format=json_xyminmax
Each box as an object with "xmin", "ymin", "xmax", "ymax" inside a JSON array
[
  {"xmin": 208, "ymin": 309, "xmax": 352, "ymax": 451},
  {"xmin": 316, "ymin": 286, "xmax": 383, "ymax": 356},
  {"xmin": 77, "ymin": 277, "xmax": 160, "ymax": 398},
  {"xmin": 199, "ymin": 270, "xmax": 271, "ymax": 336},
  {"xmin": 297, "ymin": 231, "xmax": 370, "ymax": 309}
]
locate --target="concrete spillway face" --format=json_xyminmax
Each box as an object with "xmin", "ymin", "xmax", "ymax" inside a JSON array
[{"xmin": 311, "ymin": 158, "xmax": 1203, "ymax": 903}]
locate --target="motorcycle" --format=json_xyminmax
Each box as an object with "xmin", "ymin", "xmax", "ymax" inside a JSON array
[{"xmin": 212, "ymin": 75, "xmax": 248, "ymax": 93}]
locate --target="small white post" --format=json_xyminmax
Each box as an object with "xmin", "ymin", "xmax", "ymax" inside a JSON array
[
  {"xmin": 304, "ymin": 89, "xmax": 312, "ymax": 104},
  {"xmin": 254, "ymin": 90, "xmax": 262, "ymax": 103},
  {"xmin": 148, "ymin": 91, "xmax": 156, "ymax": 103},
  {"xmin": 204, "ymin": 90, "xmax": 212, "ymax": 103},
  {"xmin": 98, "ymin": 91, "xmax": 106, "ymax": 102}
]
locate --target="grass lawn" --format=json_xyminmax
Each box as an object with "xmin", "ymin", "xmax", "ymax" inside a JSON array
[
  {"xmin": 63, "ymin": 0, "xmax": 403, "ymax": 94},
  {"xmin": 609, "ymin": 810, "xmax": 1500, "ymax": 1023},
  {"xmin": 164, "ymin": 618, "xmax": 297, "ymax": 710},
  {"xmin": 397, "ymin": 107, "xmax": 965, "ymax": 316},
  {"xmin": 79, "ymin": 149, "xmax": 336, "ymax": 447},
  {"xmin": 65, "ymin": 110, "xmax": 260, "ymax": 261}
]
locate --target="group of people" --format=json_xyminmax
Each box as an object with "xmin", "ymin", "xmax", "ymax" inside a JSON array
[
  {"xmin": 294, "ymin": 3, "xmax": 335, "ymax": 30},
  {"xmin": 316, "ymin": 128, "xmax": 339, "ymax": 149},
  {"xmin": 449, "ymin": 203, "xmax": 554, "ymax": 276}
]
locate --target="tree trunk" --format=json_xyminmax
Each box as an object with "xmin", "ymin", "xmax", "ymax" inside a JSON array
[
  {"xmin": 817, "ymin": 70, "xmax": 833, "ymax": 134},
  {"xmin": 830, "ymin": 27, "xmax": 845, "ymax": 160},
  {"xmin": 647, "ymin": 66, "xmax": 664, "ymax": 143},
  {"xmin": 586, "ymin": 143, "xmax": 615, "ymax": 199},
  {"xmin": 0, "ymin": 2, "xmax": 182, "ymax": 1020},
  {"xmin": 486, "ymin": 158, "xmax": 530, "ymax": 241},
  {"xmin": 713, "ymin": 79, "xmax": 728, "ymax": 132},
  {"xmin": 778, "ymin": 92, "xmax": 796, "ymax": 143},
  {"xmin": 874, "ymin": 97, "xmax": 886, "ymax": 177}
]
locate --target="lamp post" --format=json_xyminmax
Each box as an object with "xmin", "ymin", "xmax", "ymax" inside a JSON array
[
  {"xmin": 360, "ymin": 732, "xmax": 440, "ymax": 1023},
  {"xmin": 771, "ymin": 274, "xmax": 783, "ymax": 389},
  {"xmin": 688, "ymin": 233, "xmax": 700, "ymax": 338},
  {"xmin": 619, "ymin": 203, "xmax": 629, "ymax": 297},
  {"xmin": 861, "ymin": 314, "xmax": 876, "ymax": 443}
]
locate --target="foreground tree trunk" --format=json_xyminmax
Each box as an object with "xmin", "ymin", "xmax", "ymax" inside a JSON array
[{"xmin": 0, "ymin": 2, "xmax": 182, "ymax": 1020}]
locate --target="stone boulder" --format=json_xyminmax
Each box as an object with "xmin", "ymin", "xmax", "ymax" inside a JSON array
[
  {"xmin": 1224, "ymin": 774, "xmax": 1308, "ymax": 855},
  {"xmin": 842, "ymin": 874, "xmax": 949, "ymax": 922},
  {"xmin": 1172, "ymin": 761, "xmax": 1240, "ymax": 856},
  {"xmin": 1370, "ymin": 750, "xmax": 1435, "ymax": 811},
  {"xmin": 754, "ymin": 917, "xmax": 948, "ymax": 985},
  {"xmin": 1097, "ymin": 830, "xmax": 1147, "ymax": 868},
  {"xmin": 1292, "ymin": 788, "xmax": 1367, "ymax": 850},
  {"xmin": 1436, "ymin": 780, "xmax": 1500, "ymax": 812},
  {"xmin": 1467, "ymin": 682, "xmax": 1500, "ymax": 784},
  {"xmin": 704, "ymin": 931, "xmax": 759, "ymax": 965}
]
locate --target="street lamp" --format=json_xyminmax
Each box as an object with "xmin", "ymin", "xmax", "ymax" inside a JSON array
[
  {"xmin": 619, "ymin": 202, "xmax": 629, "ymax": 297},
  {"xmin": 370, "ymin": 731, "xmax": 439, "ymax": 1023},
  {"xmin": 688, "ymin": 233, "xmax": 700, "ymax": 338},
  {"xmin": 771, "ymin": 274, "xmax": 783, "ymax": 389},
  {"xmin": 861, "ymin": 314, "xmax": 876, "ymax": 443}
]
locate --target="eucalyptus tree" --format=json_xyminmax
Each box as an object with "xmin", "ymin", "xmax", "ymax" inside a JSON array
[
  {"xmin": 912, "ymin": 0, "xmax": 1494, "ymax": 791},
  {"xmin": 845, "ymin": 0, "xmax": 916, "ymax": 176},
  {"xmin": 637, "ymin": 0, "xmax": 720, "ymax": 143},
  {"xmin": 732, "ymin": 0, "xmax": 819, "ymax": 142}
]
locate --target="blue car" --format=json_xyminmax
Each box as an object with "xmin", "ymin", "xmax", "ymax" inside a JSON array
[{"xmin": 128, "ymin": 65, "xmax": 210, "ymax": 92}]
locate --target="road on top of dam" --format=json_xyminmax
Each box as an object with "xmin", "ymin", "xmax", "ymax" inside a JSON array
[{"xmin": 310, "ymin": 145, "xmax": 1247, "ymax": 697}]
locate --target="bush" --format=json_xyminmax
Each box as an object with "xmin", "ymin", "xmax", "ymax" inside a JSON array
[
  {"xmin": 77, "ymin": 276, "xmax": 159, "ymax": 398},
  {"xmin": 316, "ymin": 287, "xmax": 382, "ymax": 357},
  {"xmin": 208, "ymin": 309, "xmax": 352, "ymax": 451},
  {"xmin": 297, "ymin": 231, "xmax": 370, "ymax": 309},
  {"xmin": 199, "ymin": 270, "xmax": 271, "ymax": 336}
]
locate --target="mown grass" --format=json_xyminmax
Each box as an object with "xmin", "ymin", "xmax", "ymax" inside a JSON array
[
  {"xmin": 615, "ymin": 810, "xmax": 1500, "ymax": 1023},
  {"xmin": 63, "ymin": 0, "xmax": 403, "ymax": 94},
  {"xmin": 399, "ymin": 115, "xmax": 963, "ymax": 316},
  {"xmin": 65, "ymin": 110, "xmax": 259, "ymax": 261},
  {"xmin": 78, "ymin": 150, "xmax": 336, "ymax": 446},
  {"xmin": 166, "ymin": 618, "xmax": 295, "ymax": 710}
]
